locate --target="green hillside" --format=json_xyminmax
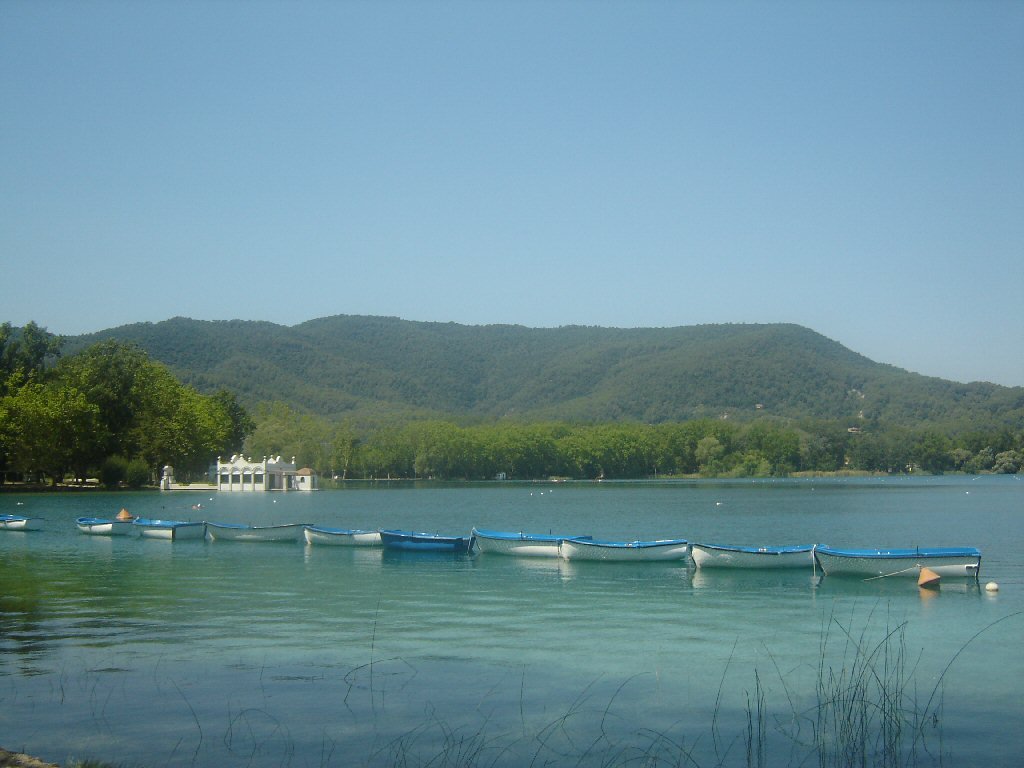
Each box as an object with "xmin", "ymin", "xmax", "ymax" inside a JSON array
[{"xmin": 67, "ymin": 316, "xmax": 1024, "ymax": 430}]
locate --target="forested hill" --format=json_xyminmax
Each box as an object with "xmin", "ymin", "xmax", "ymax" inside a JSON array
[{"xmin": 68, "ymin": 316, "xmax": 1024, "ymax": 429}]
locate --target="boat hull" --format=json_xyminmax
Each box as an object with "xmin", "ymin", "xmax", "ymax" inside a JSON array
[
  {"xmin": 134, "ymin": 519, "xmax": 206, "ymax": 540},
  {"xmin": 304, "ymin": 526, "xmax": 382, "ymax": 546},
  {"xmin": 0, "ymin": 515, "xmax": 43, "ymax": 531},
  {"xmin": 380, "ymin": 530, "xmax": 471, "ymax": 553},
  {"xmin": 559, "ymin": 538, "xmax": 689, "ymax": 562},
  {"xmin": 76, "ymin": 517, "xmax": 135, "ymax": 536},
  {"xmin": 691, "ymin": 543, "xmax": 815, "ymax": 569},
  {"xmin": 206, "ymin": 522, "xmax": 310, "ymax": 542},
  {"xmin": 814, "ymin": 546, "xmax": 981, "ymax": 579},
  {"xmin": 471, "ymin": 528, "xmax": 590, "ymax": 558}
]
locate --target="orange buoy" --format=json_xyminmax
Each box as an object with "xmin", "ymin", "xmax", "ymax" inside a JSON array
[{"xmin": 918, "ymin": 567, "xmax": 941, "ymax": 589}]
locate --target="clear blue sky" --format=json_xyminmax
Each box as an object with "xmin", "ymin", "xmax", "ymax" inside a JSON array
[{"xmin": 3, "ymin": 1, "xmax": 1022, "ymax": 386}]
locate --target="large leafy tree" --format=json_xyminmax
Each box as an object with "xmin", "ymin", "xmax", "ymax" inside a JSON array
[
  {"xmin": 0, "ymin": 381, "xmax": 103, "ymax": 484},
  {"xmin": 129, "ymin": 363, "xmax": 236, "ymax": 476},
  {"xmin": 1, "ymin": 322, "xmax": 65, "ymax": 482},
  {"xmin": 243, "ymin": 402, "xmax": 336, "ymax": 469},
  {"xmin": 55, "ymin": 340, "xmax": 152, "ymax": 459},
  {"xmin": 0, "ymin": 321, "xmax": 63, "ymax": 393},
  {"xmin": 52, "ymin": 340, "xmax": 251, "ymax": 481},
  {"xmin": 210, "ymin": 389, "xmax": 256, "ymax": 456},
  {"xmin": 1, "ymin": 328, "xmax": 254, "ymax": 485},
  {"xmin": 329, "ymin": 420, "xmax": 361, "ymax": 480}
]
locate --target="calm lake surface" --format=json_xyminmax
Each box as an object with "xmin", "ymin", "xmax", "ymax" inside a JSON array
[{"xmin": 2, "ymin": 476, "xmax": 1022, "ymax": 767}]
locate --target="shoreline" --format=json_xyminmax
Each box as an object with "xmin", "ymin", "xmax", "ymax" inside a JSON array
[
  {"xmin": 0, "ymin": 749, "xmax": 59, "ymax": 768},
  {"xmin": 0, "ymin": 470, "xmax": 969, "ymax": 495}
]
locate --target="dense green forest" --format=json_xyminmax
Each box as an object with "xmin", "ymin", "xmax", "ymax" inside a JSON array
[
  {"xmin": 69, "ymin": 316, "xmax": 1024, "ymax": 430},
  {"xmin": 244, "ymin": 403, "xmax": 1022, "ymax": 481},
  {"xmin": 4, "ymin": 318, "xmax": 1022, "ymax": 485}
]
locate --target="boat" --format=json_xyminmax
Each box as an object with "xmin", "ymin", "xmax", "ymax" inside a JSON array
[
  {"xmin": 558, "ymin": 538, "xmax": 690, "ymax": 562},
  {"xmin": 471, "ymin": 528, "xmax": 592, "ymax": 558},
  {"xmin": 303, "ymin": 526, "xmax": 382, "ymax": 546},
  {"xmin": 133, "ymin": 518, "xmax": 207, "ymax": 540},
  {"xmin": 813, "ymin": 545, "xmax": 982, "ymax": 580},
  {"xmin": 76, "ymin": 517, "xmax": 135, "ymax": 536},
  {"xmin": 379, "ymin": 529, "xmax": 472, "ymax": 553},
  {"xmin": 690, "ymin": 542, "xmax": 815, "ymax": 569},
  {"xmin": 205, "ymin": 521, "xmax": 311, "ymax": 542},
  {"xmin": 0, "ymin": 514, "xmax": 44, "ymax": 531}
]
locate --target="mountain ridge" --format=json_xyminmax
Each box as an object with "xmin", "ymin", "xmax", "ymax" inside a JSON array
[{"xmin": 64, "ymin": 316, "xmax": 1024, "ymax": 429}]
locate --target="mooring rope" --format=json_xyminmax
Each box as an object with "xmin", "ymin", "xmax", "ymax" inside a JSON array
[{"xmin": 862, "ymin": 565, "xmax": 920, "ymax": 581}]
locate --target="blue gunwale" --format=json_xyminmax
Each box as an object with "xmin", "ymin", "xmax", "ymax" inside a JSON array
[
  {"xmin": 76, "ymin": 516, "xmax": 126, "ymax": 525},
  {"xmin": 695, "ymin": 543, "xmax": 815, "ymax": 555},
  {"xmin": 206, "ymin": 521, "xmax": 311, "ymax": 530},
  {"xmin": 571, "ymin": 538, "xmax": 688, "ymax": 549},
  {"xmin": 814, "ymin": 545, "xmax": 981, "ymax": 559},
  {"xmin": 305, "ymin": 525, "xmax": 378, "ymax": 535},
  {"xmin": 471, "ymin": 528, "xmax": 591, "ymax": 543}
]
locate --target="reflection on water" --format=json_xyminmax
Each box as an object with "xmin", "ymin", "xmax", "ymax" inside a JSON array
[
  {"xmin": 0, "ymin": 588, "xmax": 49, "ymax": 672},
  {"xmin": 380, "ymin": 547, "xmax": 478, "ymax": 568},
  {"xmin": 689, "ymin": 565, "xmax": 819, "ymax": 592},
  {"xmin": 302, "ymin": 543, "xmax": 383, "ymax": 567}
]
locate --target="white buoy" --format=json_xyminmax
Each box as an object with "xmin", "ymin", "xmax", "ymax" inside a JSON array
[{"xmin": 985, "ymin": 581, "xmax": 999, "ymax": 592}]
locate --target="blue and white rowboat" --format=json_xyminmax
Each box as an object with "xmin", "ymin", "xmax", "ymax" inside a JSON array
[
  {"xmin": 133, "ymin": 518, "xmax": 206, "ymax": 540},
  {"xmin": 206, "ymin": 522, "xmax": 311, "ymax": 542},
  {"xmin": 471, "ymin": 528, "xmax": 591, "ymax": 558},
  {"xmin": 559, "ymin": 538, "xmax": 690, "ymax": 562},
  {"xmin": 0, "ymin": 514, "xmax": 44, "ymax": 531},
  {"xmin": 304, "ymin": 526, "xmax": 382, "ymax": 546},
  {"xmin": 76, "ymin": 517, "xmax": 135, "ymax": 536},
  {"xmin": 813, "ymin": 545, "xmax": 981, "ymax": 579},
  {"xmin": 380, "ymin": 529, "xmax": 471, "ymax": 553},
  {"xmin": 691, "ymin": 543, "xmax": 815, "ymax": 569}
]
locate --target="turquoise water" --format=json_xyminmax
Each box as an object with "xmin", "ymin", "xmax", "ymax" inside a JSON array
[{"xmin": 2, "ymin": 476, "xmax": 1022, "ymax": 767}]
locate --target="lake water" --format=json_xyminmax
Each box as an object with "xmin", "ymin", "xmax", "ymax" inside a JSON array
[{"xmin": 2, "ymin": 476, "xmax": 1022, "ymax": 767}]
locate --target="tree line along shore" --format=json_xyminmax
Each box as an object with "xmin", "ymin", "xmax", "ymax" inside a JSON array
[{"xmin": 2, "ymin": 322, "xmax": 1021, "ymax": 488}]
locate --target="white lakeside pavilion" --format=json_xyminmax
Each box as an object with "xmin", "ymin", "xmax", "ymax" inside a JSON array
[{"xmin": 215, "ymin": 455, "xmax": 318, "ymax": 492}]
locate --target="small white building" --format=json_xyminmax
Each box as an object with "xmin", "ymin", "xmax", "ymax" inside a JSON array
[{"xmin": 216, "ymin": 455, "xmax": 318, "ymax": 492}]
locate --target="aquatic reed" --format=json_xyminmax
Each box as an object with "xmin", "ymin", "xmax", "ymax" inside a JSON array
[
  {"xmin": 381, "ymin": 609, "xmax": 962, "ymax": 768},
  {"xmin": 13, "ymin": 611, "xmax": 1020, "ymax": 768},
  {"xmin": 810, "ymin": 612, "xmax": 918, "ymax": 768}
]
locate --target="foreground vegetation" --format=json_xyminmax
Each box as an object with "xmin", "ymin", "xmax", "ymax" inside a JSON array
[
  {"xmin": 2, "ymin": 321, "xmax": 1020, "ymax": 486},
  {"xmin": 4, "ymin": 613, "xmax": 1003, "ymax": 767}
]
